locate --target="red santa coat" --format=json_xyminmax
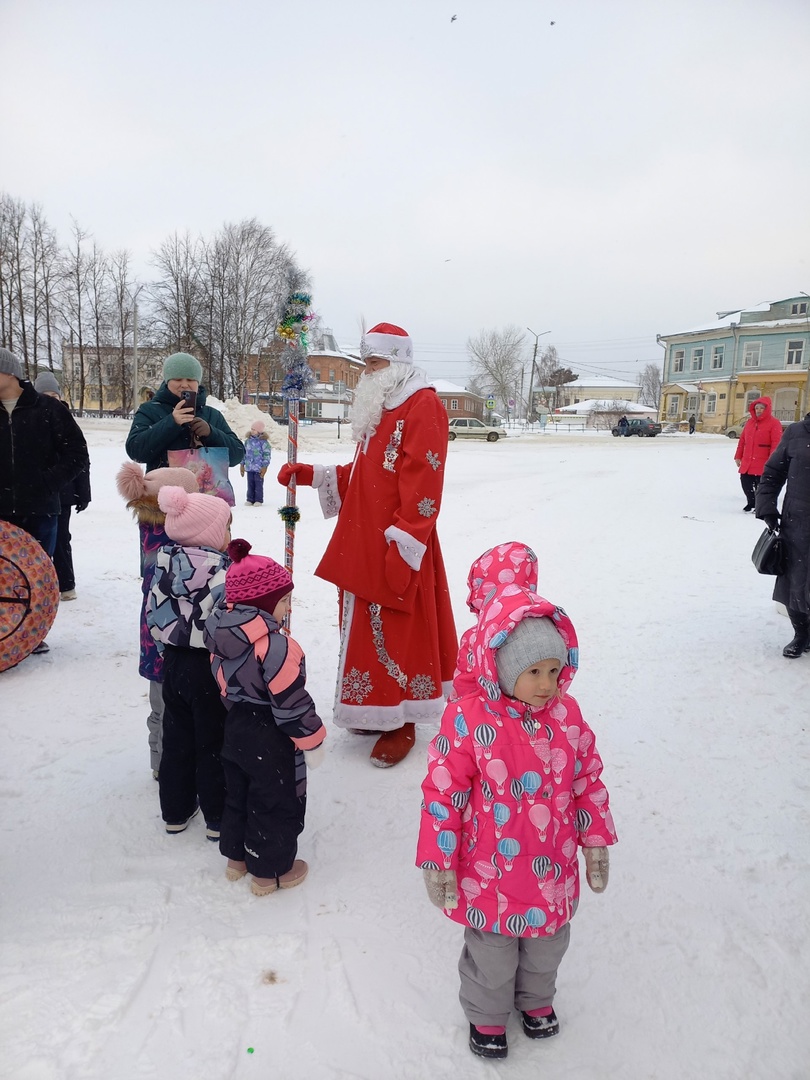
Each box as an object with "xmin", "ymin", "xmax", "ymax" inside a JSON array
[
  {"xmin": 734, "ymin": 397, "xmax": 784, "ymax": 476},
  {"xmin": 313, "ymin": 385, "xmax": 458, "ymax": 730}
]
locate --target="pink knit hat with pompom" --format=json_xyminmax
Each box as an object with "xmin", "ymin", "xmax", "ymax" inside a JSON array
[
  {"xmin": 116, "ymin": 461, "xmax": 199, "ymax": 502},
  {"xmin": 225, "ymin": 539, "xmax": 292, "ymax": 613},
  {"xmin": 157, "ymin": 486, "xmax": 231, "ymax": 549}
]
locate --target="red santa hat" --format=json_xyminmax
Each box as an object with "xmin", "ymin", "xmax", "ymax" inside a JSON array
[{"xmin": 361, "ymin": 322, "xmax": 413, "ymax": 364}]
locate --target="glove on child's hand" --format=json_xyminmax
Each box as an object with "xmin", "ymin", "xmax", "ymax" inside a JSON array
[
  {"xmin": 422, "ymin": 868, "xmax": 458, "ymax": 910},
  {"xmin": 278, "ymin": 463, "xmax": 314, "ymax": 487},
  {"xmin": 303, "ymin": 744, "xmax": 325, "ymax": 769},
  {"xmin": 260, "ymin": 468, "xmax": 267, "ymax": 478},
  {"xmin": 240, "ymin": 464, "xmax": 245, "ymax": 477},
  {"xmin": 385, "ymin": 543, "xmax": 412, "ymax": 597},
  {"xmin": 583, "ymin": 846, "xmax": 609, "ymax": 893}
]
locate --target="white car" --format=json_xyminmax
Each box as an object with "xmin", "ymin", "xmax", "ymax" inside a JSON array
[{"xmin": 448, "ymin": 418, "xmax": 507, "ymax": 442}]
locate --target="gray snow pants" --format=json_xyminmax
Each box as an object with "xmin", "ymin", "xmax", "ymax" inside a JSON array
[
  {"xmin": 147, "ymin": 679, "xmax": 164, "ymax": 774},
  {"xmin": 458, "ymin": 923, "xmax": 571, "ymax": 1028}
]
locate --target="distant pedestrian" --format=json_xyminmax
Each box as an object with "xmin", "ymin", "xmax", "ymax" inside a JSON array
[
  {"xmin": 241, "ymin": 419, "xmax": 272, "ymax": 505},
  {"xmin": 617, "ymin": 415, "xmax": 629, "ymax": 436},
  {"xmin": 688, "ymin": 414, "xmax": 696, "ymax": 434},
  {"xmin": 34, "ymin": 371, "xmax": 91, "ymax": 600},
  {"xmin": 734, "ymin": 397, "xmax": 783, "ymax": 512}
]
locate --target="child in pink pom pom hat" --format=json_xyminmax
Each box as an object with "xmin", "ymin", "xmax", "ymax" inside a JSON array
[{"xmin": 146, "ymin": 486, "xmax": 232, "ymax": 841}]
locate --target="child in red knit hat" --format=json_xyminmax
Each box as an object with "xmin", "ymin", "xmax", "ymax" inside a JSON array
[{"xmin": 204, "ymin": 539, "xmax": 327, "ymax": 896}]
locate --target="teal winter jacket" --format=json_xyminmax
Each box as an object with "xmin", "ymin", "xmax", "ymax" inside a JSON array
[{"xmin": 125, "ymin": 383, "xmax": 245, "ymax": 473}]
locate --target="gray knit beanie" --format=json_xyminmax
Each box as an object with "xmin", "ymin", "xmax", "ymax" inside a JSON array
[
  {"xmin": 34, "ymin": 371, "xmax": 61, "ymax": 395},
  {"xmin": 162, "ymin": 352, "xmax": 203, "ymax": 382},
  {"xmin": 495, "ymin": 616, "xmax": 568, "ymax": 697},
  {"xmin": 0, "ymin": 347, "xmax": 23, "ymax": 380}
]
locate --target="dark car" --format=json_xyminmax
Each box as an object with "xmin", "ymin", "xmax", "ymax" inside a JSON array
[{"xmin": 612, "ymin": 418, "xmax": 662, "ymax": 438}]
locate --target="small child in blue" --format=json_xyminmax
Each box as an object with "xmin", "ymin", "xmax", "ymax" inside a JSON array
[{"xmin": 241, "ymin": 420, "xmax": 272, "ymax": 505}]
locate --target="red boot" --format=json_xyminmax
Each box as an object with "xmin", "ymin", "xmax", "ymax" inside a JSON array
[{"xmin": 370, "ymin": 723, "xmax": 415, "ymax": 768}]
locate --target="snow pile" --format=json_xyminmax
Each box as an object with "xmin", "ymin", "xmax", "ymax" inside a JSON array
[{"xmin": 205, "ymin": 395, "xmax": 287, "ymax": 451}]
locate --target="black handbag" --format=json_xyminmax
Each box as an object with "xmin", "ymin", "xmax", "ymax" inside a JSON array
[{"xmin": 752, "ymin": 527, "xmax": 785, "ymax": 575}]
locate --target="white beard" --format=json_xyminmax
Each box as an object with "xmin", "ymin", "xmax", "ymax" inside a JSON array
[{"xmin": 350, "ymin": 363, "xmax": 429, "ymax": 443}]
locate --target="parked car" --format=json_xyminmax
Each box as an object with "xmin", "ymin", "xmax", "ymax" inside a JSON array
[
  {"xmin": 724, "ymin": 418, "xmax": 747, "ymax": 439},
  {"xmin": 611, "ymin": 418, "xmax": 662, "ymax": 438},
  {"xmin": 448, "ymin": 417, "xmax": 507, "ymax": 442}
]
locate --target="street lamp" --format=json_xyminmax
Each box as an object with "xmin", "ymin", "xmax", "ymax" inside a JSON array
[{"xmin": 525, "ymin": 327, "xmax": 551, "ymax": 423}]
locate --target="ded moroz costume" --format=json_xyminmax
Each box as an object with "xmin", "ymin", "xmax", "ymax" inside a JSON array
[{"xmin": 278, "ymin": 322, "xmax": 457, "ymax": 766}]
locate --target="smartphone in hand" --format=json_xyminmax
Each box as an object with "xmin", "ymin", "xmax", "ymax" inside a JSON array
[{"xmin": 180, "ymin": 389, "xmax": 197, "ymax": 413}]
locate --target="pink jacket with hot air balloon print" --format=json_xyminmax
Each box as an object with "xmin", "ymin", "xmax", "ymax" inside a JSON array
[
  {"xmin": 417, "ymin": 586, "xmax": 617, "ymax": 938},
  {"xmin": 452, "ymin": 541, "xmax": 539, "ymax": 701}
]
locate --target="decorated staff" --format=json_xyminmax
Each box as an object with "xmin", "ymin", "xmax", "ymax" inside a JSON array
[{"xmin": 277, "ymin": 291, "xmax": 315, "ymax": 628}]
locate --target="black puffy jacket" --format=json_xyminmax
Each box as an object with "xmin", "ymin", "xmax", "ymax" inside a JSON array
[{"xmin": 0, "ymin": 381, "xmax": 90, "ymax": 518}]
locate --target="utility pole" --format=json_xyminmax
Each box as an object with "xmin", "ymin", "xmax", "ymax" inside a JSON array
[{"xmin": 526, "ymin": 327, "xmax": 551, "ymax": 423}]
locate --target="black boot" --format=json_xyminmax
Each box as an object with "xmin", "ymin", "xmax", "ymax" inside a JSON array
[{"xmin": 783, "ymin": 610, "xmax": 810, "ymax": 659}]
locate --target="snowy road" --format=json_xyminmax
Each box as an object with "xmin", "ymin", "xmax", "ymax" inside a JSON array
[{"xmin": 1, "ymin": 422, "xmax": 807, "ymax": 1079}]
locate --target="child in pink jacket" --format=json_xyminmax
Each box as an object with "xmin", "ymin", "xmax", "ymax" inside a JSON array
[{"xmin": 416, "ymin": 580, "xmax": 617, "ymax": 1061}]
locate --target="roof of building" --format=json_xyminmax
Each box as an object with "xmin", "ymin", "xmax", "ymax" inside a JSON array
[
  {"xmin": 659, "ymin": 297, "xmax": 809, "ymax": 339},
  {"xmin": 555, "ymin": 398, "xmax": 655, "ymax": 414},
  {"xmin": 431, "ymin": 379, "xmax": 482, "ymax": 396}
]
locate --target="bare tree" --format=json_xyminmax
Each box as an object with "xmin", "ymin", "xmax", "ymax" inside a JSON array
[
  {"xmin": 638, "ymin": 363, "xmax": 662, "ymax": 408},
  {"xmin": 29, "ymin": 204, "xmax": 63, "ymax": 373},
  {"xmin": 151, "ymin": 230, "xmax": 206, "ymax": 358},
  {"xmin": 466, "ymin": 325, "xmax": 526, "ymax": 415},
  {"xmin": 109, "ymin": 249, "xmax": 134, "ymax": 409},
  {"xmin": 86, "ymin": 240, "xmax": 111, "ymax": 413},
  {"xmin": 533, "ymin": 345, "xmax": 578, "ymax": 410},
  {"xmin": 60, "ymin": 220, "xmax": 91, "ymax": 412}
]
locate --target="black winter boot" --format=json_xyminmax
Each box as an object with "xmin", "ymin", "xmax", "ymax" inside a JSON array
[{"xmin": 783, "ymin": 610, "xmax": 810, "ymax": 659}]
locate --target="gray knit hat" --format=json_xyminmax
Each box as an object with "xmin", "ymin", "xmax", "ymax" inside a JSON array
[
  {"xmin": 495, "ymin": 616, "xmax": 568, "ymax": 697},
  {"xmin": 34, "ymin": 371, "xmax": 60, "ymax": 395},
  {"xmin": 162, "ymin": 352, "xmax": 203, "ymax": 382},
  {"xmin": 0, "ymin": 347, "xmax": 23, "ymax": 380}
]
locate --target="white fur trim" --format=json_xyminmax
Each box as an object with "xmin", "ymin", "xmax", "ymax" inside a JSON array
[
  {"xmin": 314, "ymin": 464, "xmax": 341, "ymax": 519},
  {"xmin": 384, "ymin": 525, "xmax": 427, "ymax": 571},
  {"xmin": 362, "ymin": 330, "xmax": 413, "ymax": 364},
  {"xmin": 384, "ymin": 366, "xmax": 432, "ymax": 410}
]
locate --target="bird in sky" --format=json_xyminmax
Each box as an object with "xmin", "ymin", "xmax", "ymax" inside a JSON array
[
  {"xmin": 550, "ymin": 20, "xmax": 556, "ymax": 25},
  {"xmin": 451, "ymin": 14, "xmax": 457, "ymax": 21}
]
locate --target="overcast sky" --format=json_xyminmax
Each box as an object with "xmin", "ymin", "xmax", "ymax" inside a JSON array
[{"xmin": 3, "ymin": 0, "xmax": 809, "ymax": 384}]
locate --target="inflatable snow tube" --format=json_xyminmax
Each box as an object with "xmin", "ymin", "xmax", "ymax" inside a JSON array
[{"xmin": 0, "ymin": 522, "xmax": 59, "ymax": 672}]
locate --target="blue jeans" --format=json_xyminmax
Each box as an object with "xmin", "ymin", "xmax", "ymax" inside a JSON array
[{"xmin": 3, "ymin": 513, "xmax": 58, "ymax": 558}]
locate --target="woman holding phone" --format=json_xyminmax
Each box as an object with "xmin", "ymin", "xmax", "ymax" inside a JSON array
[{"xmin": 126, "ymin": 353, "xmax": 245, "ymax": 474}]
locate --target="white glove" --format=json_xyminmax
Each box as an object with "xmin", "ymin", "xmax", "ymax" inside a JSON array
[
  {"xmin": 422, "ymin": 868, "xmax": 459, "ymax": 910},
  {"xmin": 303, "ymin": 744, "xmax": 325, "ymax": 769},
  {"xmin": 583, "ymin": 846, "xmax": 609, "ymax": 893}
]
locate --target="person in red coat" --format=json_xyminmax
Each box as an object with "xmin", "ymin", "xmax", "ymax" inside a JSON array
[
  {"xmin": 734, "ymin": 396, "xmax": 784, "ymax": 511},
  {"xmin": 278, "ymin": 322, "xmax": 458, "ymax": 767}
]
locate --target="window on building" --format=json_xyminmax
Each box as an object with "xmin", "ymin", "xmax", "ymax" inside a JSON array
[
  {"xmin": 791, "ymin": 302, "xmax": 808, "ymax": 315},
  {"xmin": 667, "ymin": 395, "xmax": 680, "ymax": 417},
  {"xmin": 786, "ymin": 340, "xmax": 805, "ymax": 366},
  {"xmin": 329, "ymin": 369, "xmax": 335, "ymax": 382},
  {"xmin": 450, "ymin": 398, "xmax": 459, "ymax": 410},
  {"xmin": 742, "ymin": 342, "xmax": 761, "ymax": 368},
  {"xmin": 711, "ymin": 345, "xmax": 724, "ymax": 369},
  {"xmin": 304, "ymin": 400, "xmax": 322, "ymax": 419},
  {"xmin": 673, "ymin": 349, "xmax": 685, "ymax": 373},
  {"xmin": 691, "ymin": 348, "xmax": 704, "ymax": 371},
  {"xmin": 706, "ymin": 394, "xmax": 717, "ymax": 415}
]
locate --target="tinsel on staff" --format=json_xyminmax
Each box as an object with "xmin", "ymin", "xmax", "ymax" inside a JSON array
[{"xmin": 277, "ymin": 291, "xmax": 315, "ymax": 629}]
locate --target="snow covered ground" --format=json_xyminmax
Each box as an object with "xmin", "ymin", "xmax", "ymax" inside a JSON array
[{"xmin": 2, "ymin": 421, "xmax": 808, "ymax": 1080}]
